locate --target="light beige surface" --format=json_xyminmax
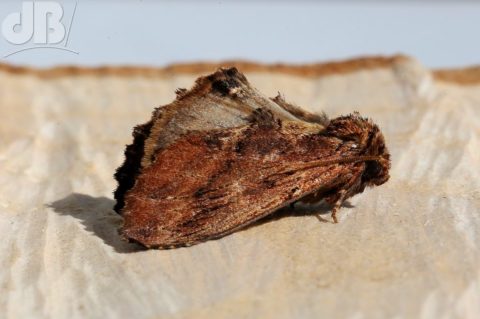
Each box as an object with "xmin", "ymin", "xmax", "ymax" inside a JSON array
[{"xmin": 0, "ymin": 56, "xmax": 479, "ymax": 319}]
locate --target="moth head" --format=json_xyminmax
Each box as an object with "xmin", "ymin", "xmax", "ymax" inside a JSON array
[
  {"xmin": 326, "ymin": 113, "xmax": 391, "ymax": 186},
  {"xmin": 362, "ymin": 156, "xmax": 390, "ymax": 187}
]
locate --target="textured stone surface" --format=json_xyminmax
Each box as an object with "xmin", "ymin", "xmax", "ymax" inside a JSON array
[{"xmin": 0, "ymin": 56, "xmax": 479, "ymax": 319}]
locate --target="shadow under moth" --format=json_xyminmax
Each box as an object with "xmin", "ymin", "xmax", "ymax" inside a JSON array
[{"xmin": 114, "ymin": 67, "xmax": 390, "ymax": 249}]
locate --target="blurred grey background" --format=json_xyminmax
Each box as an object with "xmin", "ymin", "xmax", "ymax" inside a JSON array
[{"xmin": 0, "ymin": 0, "xmax": 479, "ymax": 68}]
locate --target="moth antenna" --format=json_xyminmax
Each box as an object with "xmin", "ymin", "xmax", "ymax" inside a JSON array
[{"xmin": 281, "ymin": 155, "xmax": 384, "ymax": 173}]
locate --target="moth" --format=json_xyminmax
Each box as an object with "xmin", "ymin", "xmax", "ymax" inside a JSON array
[{"xmin": 114, "ymin": 67, "xmax": 390, "ymax": 249}]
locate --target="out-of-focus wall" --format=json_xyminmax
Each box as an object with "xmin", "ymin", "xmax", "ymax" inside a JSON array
[{"xmin": 0, "ymin": 0, "xmax": 479, "ymax": 68}]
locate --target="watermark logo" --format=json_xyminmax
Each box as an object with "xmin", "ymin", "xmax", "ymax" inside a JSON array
[{"xmin": 1, "ymin": 1, "xmax": 78, "ymax": 58}]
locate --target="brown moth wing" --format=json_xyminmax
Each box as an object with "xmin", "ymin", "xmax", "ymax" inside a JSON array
[
  {"xmin": 121, "ymin": 110, "xmax": 366, "ymax": 248},
  {"xmin": 114, "ymin": 67, "xmax": 326, "ymax": 213}
]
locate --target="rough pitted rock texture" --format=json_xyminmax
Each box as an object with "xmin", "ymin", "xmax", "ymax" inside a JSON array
[{"xmin": 0, "ymin": 56, "xmax": 479, "ymax": 319}]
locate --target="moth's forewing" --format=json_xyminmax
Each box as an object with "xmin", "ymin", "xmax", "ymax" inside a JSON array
[
  {"xmin": 114, "ymin": 68, "xmax": 324, "ymax": 213},
  {"xmin": 137, "ymin": 68, "xmax": 313, "ymax": 168},
  {"xmin": 121, "ymin": 118, "xmax": 360, "ymax": 248}
]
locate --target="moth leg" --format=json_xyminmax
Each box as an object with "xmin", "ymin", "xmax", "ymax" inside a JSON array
[
  {"xmin": 328, "ymin": 172, "xmax": 362, "ymax": 223},
  {"xmin": 331, "ymin": 190, "xmax": 348, "ymax": 223}
]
